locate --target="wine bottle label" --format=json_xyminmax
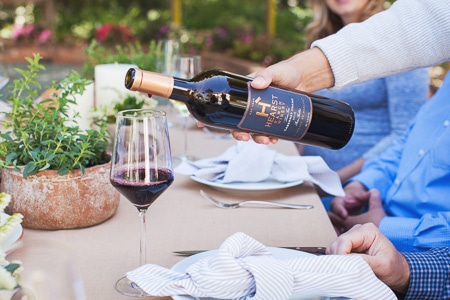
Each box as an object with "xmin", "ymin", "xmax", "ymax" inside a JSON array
[{"xmin": 238, "ymin": 84, "xmax": 312, "ymax": 139}]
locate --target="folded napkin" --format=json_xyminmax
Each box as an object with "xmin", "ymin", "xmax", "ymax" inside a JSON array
[
  {"xmin": 175, "ymin": 140, "xmax": 344, "ymax": 196},
  {"xmin": 127, "ymin": 232, "xmax": 396, "ymax": 300}
]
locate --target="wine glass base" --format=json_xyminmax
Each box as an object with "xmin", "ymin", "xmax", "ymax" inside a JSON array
[{"xmin": 115, "ymin": 276, "xmax": 149, "ymax": 297}]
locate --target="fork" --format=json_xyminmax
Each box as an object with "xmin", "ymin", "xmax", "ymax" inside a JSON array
[{"xmin": 200, "ymin": 190, "xmax": 314, "ymax": 209}]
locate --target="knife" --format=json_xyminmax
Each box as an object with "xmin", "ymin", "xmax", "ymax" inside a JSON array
[{"xmin": 173, "ymin": 246, "xmax": 326, "ymax": 256}]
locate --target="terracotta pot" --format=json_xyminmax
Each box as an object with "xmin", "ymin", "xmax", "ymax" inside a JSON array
[{"xmin": 0, "ymin": 161, "xmax": 120, "ymax": 230}]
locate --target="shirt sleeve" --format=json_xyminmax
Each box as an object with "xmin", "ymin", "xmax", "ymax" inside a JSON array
[
  {"xmin": 379, "ymin": 213, "xmax": 450, "ymax": 252},
  {"xmin": 362, "ymin": 68, "xmax": 429, "ymax": 160},
  {"xmin": 311, "ymin": 0, "xmax": 450, "ymax": 89},
  {"xmin": 402, "ymin": 247, "xmax": 450, "ymax": 300},
  {"xmin": 350, "ymin": 125, "xmax": 410, "ymax": 198}
]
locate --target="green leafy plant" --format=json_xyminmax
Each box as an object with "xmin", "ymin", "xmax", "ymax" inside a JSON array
[
  {"xmin": 0, "ymin": 54, "xmax": 110, "ymax": 178},
  {"xmin": 92, "ymin": 93, "xmax": 157, "ymax": 125},
  {"xmin": 107, "ymin": 94, "xmax": 150, "ymax": 124},
  {"xmin": 82, "ymin": 40, "xmax": 160, "ymax": 79}
]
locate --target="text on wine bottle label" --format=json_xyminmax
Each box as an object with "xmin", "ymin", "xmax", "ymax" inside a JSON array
[{"xmin": 238, "ymin": 84, "xmax": 312, "ymax": 139}]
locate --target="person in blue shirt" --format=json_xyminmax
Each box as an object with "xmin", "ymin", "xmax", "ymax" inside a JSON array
[
  {"xmin": 328, "ymin": 70, "xmax": 450, "ymax": 252},
  {"xmin": 229, "ymin": 0, "xmax": 449, "ymax": 296},
  {"xmin": 299, "ymin": 0, "xmax": 429, "ymax": 185},
  {"xmin": 297, "ymin": 0, "xmax": 429, "ymax": 212}
]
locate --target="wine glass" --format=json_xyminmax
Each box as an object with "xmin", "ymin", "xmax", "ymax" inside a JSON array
[
  {"xmin": 155, "ymin": 39, "xmax": 181, "ymax": 122},
  {"xmin": 110, "ymin": 109, "xmax": 174, "ymax": 297},
  {"xmin": 156, "ymin": 39, "xmax": 180, "ymax": 75},
  {"xmin": 171, "ymin": 54, "xmax": 202, "ymax": 163}
]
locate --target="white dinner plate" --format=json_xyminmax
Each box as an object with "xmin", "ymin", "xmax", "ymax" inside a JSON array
[
  {"xmin": 190, "ymin": 175, "xmax": 304, "ymax": 195},
  {"xmin": 0, "ymin": 212, "xmax": 23, "ymax": 253},
  {"xmin": 171, "ymin": 247, "xmax": 314, "ymax": 300}
]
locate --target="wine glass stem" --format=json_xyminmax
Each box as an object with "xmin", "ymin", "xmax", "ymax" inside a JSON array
[{"xmin": 138, "ymin": 209, "xmax": 147, "ymax": 266}]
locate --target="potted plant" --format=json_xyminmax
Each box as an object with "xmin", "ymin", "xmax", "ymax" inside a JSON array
[{"xmin": 0, "ymin": 54, "xmax": 120, "ymax": 230}]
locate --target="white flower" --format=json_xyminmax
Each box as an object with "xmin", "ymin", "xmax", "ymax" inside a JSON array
[
  {"xmin": 0, "ymin": 192, "xmax": 23, "ymax": 244},
  {"xmin": 0, "ymin": 193, "xmax": 11, "ymax": 213},
  {"xmin": 0, "ymin": 213, "xmax": 23, "ymax": 243},
  {"xmin": 0, "ymin": 192, "xmax": 23, "ymax": 290},
  {"xmin": 0, "ymin": 267, "xmax": 17, "ymax": 290}
]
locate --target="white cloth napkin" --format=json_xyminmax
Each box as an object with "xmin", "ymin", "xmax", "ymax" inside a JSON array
[
  {"xmin": 127, "ymin": 232, "xmax": 396, "ymax": 300},
  {"xmin": 175, "ymin": 140, "xmax": 345, "ymax": 196}
]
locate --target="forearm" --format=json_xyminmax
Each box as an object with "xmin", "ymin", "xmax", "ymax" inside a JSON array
[
  {"xmin": 259, "ymin": 47, "xmax": 335, "ymax": 93},
  {"xmin": 350, "ymin": 132, "xmax": 408, "ymax": 194},
  {"xmin": 312, "ymin": 0, "xmax": 450, "ymax": 89},
  {"xmin": 337, "ymin": 158, "xmax": 364, "ymax": 183},
  {"xmin": 380, "ymin": 214, "xmax": 450, "ymax": 252},
  {"xmin": 289, "ymin": 48, "xmax": 335, "ymax": 93}
]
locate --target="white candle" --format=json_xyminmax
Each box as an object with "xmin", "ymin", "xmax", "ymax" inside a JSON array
[
  {"xmin": 94, "ymin": 63, "xmax": 137, "ymax": 109},
  {"xmin": 68, "ymin": 82, "xmax": 95, "ymax": 130}
]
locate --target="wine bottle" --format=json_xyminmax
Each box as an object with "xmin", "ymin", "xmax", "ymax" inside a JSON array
[{"xmin": 124, "ymin": 68, "xmax": 355, "ymax": 149}]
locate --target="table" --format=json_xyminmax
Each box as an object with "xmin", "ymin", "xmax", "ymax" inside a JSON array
[{"xmin": 20, "ymin": 105, "xmax": 337, "ymax": 300}]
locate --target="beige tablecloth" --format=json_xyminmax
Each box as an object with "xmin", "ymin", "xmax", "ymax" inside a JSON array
[{"xmin": 20, "ymin": 105, "xmax": 338, "ymax": 300}]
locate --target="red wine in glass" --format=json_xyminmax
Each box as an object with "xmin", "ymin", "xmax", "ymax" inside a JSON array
[
  {"xmin": 110, "ymin": 109, "xmax": 173, "ymax": 297},
  {"xmin": 111, "ymin": 167, "xmax": 174, "ymax": 210}
]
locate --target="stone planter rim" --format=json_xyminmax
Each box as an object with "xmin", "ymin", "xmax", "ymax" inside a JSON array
[{"xmin": 0, "ymin": 160, "xmax": 120, "ymax": 230}]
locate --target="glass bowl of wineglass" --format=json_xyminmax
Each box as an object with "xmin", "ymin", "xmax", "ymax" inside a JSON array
[
  {"xmin": 110, "ymin": 109, "xmax": 174, "ymax": 297},
  {"xmin": 170, "ymin": 54, "xmax": 202, "ymax": 163}
]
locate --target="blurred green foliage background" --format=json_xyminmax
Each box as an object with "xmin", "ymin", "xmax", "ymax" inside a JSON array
[{"xmin": 0, "ymin": 0, "xmax": 397, "ymax": 65}]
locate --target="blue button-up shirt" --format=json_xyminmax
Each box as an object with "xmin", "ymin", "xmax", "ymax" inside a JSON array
[{"xmin": 352, "ymin": 72, "xmax": 450, "ymax": 252}]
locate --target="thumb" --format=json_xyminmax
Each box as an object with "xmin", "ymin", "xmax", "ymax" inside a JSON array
[
  {"xmin": 368, "ymin": 189, "xmax": 383, "ymax": 209},
  {"xmin": 251, "ymin": 76, "xmax": 271, "ymax": 89}
]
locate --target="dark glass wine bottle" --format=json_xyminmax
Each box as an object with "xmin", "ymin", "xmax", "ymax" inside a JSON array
[{"xmin": 125, "ymin": 68, "xmax": 354, "ymax": 149}]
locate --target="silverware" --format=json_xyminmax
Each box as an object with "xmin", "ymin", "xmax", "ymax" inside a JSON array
[
  {"xmin": 200, "ymin": 190, "xmax": 314, "ymax": 209},
  {"xmin": 173, "ymin": 246, "xmax": 326, "ymax": 256}
]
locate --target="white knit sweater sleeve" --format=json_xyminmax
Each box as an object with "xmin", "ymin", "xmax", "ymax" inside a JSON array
[{"xmin": 312, "ymin": 0, "xmax": 450, "ymax": 89}]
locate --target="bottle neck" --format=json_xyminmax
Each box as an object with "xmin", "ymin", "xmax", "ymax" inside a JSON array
[
  {"xmin": 125, "ymin": 68, "xmax": 191, "ymax": 100},
  {"xmin": 140, "ymin": 70, "xmax": 176, "ymax": 98},
  {"xmin": 168, "ymin": 78, "xmax": 194, "ymax": 103}
]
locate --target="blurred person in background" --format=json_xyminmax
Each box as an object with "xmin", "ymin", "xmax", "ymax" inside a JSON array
[{"xmin": 298, "ymin": 0, "xmax": 429, "ymax": 212}]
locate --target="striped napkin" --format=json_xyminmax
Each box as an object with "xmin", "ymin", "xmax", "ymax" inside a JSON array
[
  {"xmin": 175, "ymin": 140, "xmax": 345, "ymax": 196},
  {"xmin": 127, "ymin": 232, "xmax": 396, "ymax": 300}
]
